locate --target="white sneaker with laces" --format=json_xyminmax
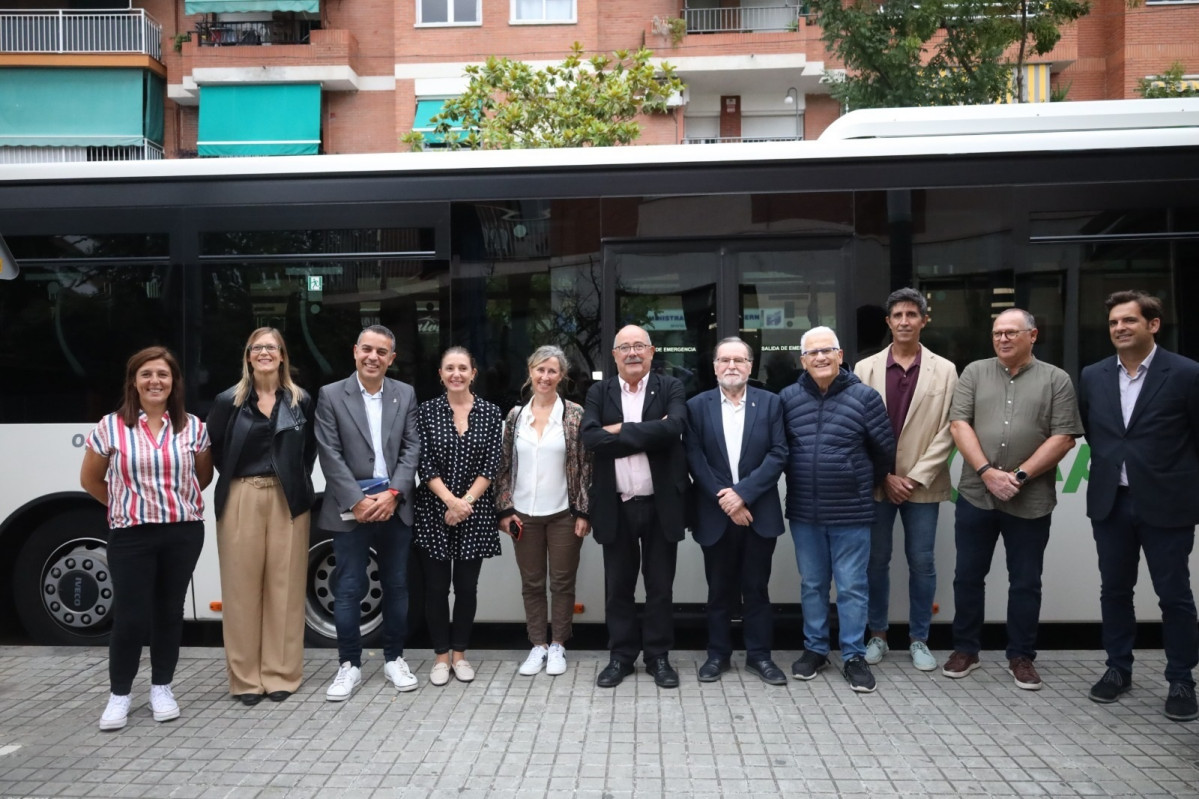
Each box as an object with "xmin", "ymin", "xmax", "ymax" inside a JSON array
[
  {"xmin": 99, "ymin": 693, "xmax": 131, "ymax": 731},
  {"xmin": 149, "ymin": 684, "xmax": 180, "ymax": 722},
  {"xmin": 519, "ymin": 646, "xmax": 548, "ymax": 676},
  {"xmin": 383, "ymin": 657, "xmax": 418, "ymax": 692},
  {"xmin": 325, "ymin": 662, "xmax": 361, "ymax": 701},
  {"xmin": 546, "ymin": 643, "xmax": 567, "ymax": 676}
]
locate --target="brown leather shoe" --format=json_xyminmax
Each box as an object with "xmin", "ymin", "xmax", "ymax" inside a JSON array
[
  {"xmin": 1008, "ymin": 656, "xmax": 1043, "ymax": 690},
  {"xmin": 941, "ymin": 651, "xmax": 981, "ymax": 679}
]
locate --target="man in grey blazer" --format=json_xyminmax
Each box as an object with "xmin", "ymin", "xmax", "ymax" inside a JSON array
[{"xmin": 315, "ymin": 325, "xmax": 420, "ymax": 701}]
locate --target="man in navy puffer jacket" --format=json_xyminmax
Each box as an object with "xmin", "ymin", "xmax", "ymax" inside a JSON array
[{"xmin": 780, "ymin": 326, "xmax": 896, "ymax": 694}]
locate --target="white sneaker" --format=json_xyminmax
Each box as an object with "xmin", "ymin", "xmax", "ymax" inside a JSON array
[
  {"xmin": 325, "ymin": 662, "xmax": 361, "ymax": 702},
  {"xmin": 99, "ymin": 693, "xmax": 131, "ymax": 731},
  {"xmin": 865, "ymin": 636, "xmax": 889, "ymax": 665},
  {"xmin": 546, "ymin": 643, "xmax": 567, "ymax": 676},
  {"xmin": 383, "ymin": 657, "xmax": 419, "ymax": 692},
  {"xmin": 519, "ymin": 646, "xmax": 548, "ymax": 676},
  {"xmin": 149, "ymin": 684, "xmax": 180, "ymax": 722}
]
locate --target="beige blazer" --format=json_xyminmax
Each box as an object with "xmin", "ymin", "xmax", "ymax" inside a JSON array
[{"xmin": 854, "ymin": 344, "xmax": 958, "ymax": 503}]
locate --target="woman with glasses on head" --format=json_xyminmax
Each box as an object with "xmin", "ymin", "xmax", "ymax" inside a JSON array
[
  {"xmin": 206, "ymin": 328, "xmax": 316, "ymax": 705},
  {"xmin": 81, "ymin": 347, "xmax": 213, "ymax": 731},
  {"xmin": 414, "ymin": 346, "xmax": 503, "ymax": 685},
  {"xmin": 495, "ymin": 345, "xmax": 592, "ymax": 676}
]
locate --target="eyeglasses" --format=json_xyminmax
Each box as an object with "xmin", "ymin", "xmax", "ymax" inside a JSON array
[
  {"xmin": 249, "ymin": 344, "xmax": 280, "ymax": 353},
  {"xmin": 614, "ymin": 342, "xmax": 651, "ymax": 354},
  {"xmin": 802, "ymin": 347, "xmax": 840, "ymax": 358},
  {"xmin": 714, "ymin": 357, "xmax": 751, "ymax": 367},
  {"xmin": 991, "ymin": 329, "xmax": 1030, "ymax": 341}
]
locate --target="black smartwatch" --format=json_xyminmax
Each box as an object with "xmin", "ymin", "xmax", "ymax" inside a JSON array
[
  {"xmin": 1013, "ymin": 468, "xmax": 1029, "ymax": 483},
  {"xmin": 976, "ymin": 463, "xmax": 993, "ymax": 477}
]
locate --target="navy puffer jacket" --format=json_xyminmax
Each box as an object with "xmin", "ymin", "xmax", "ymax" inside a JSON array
[{"xmin": 780, "ymin": 368, "xmax": 896, "ymax": 526}]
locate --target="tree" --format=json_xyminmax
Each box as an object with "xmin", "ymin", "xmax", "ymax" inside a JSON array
[
  {"xmin": 1136, "ymin": 62, "xmax": 1199, "ymax": 99},
  {"xmin": 811, "ymin": 0, "xmax": 1089, "ymax": 109},
  {"xmin": 401, "ymin": 43, "xmax": 684, "ymax": 150}
]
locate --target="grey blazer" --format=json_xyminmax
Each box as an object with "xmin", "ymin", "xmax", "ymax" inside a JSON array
[{"xmin": 314, "ymin": 374, "xmax": 420, "ymax": 531}]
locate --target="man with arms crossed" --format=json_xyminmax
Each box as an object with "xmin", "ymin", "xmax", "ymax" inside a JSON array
[
  {"xmin": 944, "ymin": 309, "xmax": 1082, "ymax": 690},
  {"xmin": 315, "ymin": 325, "xmax": 420, "ymax": 700},
  {"xmin": 685, "ymin": 337, "xmax": 788, "ymax": 685},
  {"xmin": 582, "ymin": 325, "xmax": 688, "ymax": 689},
  {"xmin": 854, "ymin": 288, "xmax": 957, "ymax": 672},
  {"xmin": 1079, "ymin": 290, "xmax": 1199, "ymax": 721}
]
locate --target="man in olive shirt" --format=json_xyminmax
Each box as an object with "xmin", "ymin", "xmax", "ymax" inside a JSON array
[{"xmin": 943, "ymin": 308, "xmax": 1083, "ymax": 691}]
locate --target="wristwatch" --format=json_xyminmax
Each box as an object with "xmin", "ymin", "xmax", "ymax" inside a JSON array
[
  {"xmin": 976, "ymin": 464, "xmax": 993, "ymax": 477},
  {"xmin": 1013, "ymin": 468, "xmax": 1029, "ymax": 483},
  {"xmin": 464, "ymin": 493, "xmax": 476, "ymax": 505}
]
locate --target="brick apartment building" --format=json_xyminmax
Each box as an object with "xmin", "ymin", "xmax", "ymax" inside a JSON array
[{"xmin": 1, "ymin": 0, "xmax": 1197, "ymax": 161}]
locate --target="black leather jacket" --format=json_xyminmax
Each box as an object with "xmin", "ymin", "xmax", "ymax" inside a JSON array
[{"xmin": 207, "ymin": 385, "xmax": 317, "ymax": 520}]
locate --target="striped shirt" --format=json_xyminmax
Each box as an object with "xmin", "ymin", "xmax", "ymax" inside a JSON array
[{"xmin": 86, "ymin": 411, "xmax": 211, "ymax": 529}]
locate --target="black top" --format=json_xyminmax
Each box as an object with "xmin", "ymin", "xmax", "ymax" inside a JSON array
[{"xmin": 233, "ymin": 388, "xmax": 280, "ymax": 477}]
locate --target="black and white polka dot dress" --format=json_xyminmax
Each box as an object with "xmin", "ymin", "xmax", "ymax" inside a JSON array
[{"xmin": 413, "ymin": 393, "xmax": 503, "ymax": 561}]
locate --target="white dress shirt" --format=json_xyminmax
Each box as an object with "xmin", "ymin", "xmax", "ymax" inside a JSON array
[
  {"xmin": 512, "ymin": 397, "xmax": 570, "ymax": 516},
  {"xmin": 1117, "ymin": 344, "xmax": 1157, "ymax": 486},
  {"xmin": 720, "ymin": 389, "xmax": 747, "ymax": 485},
  {"xmin": 615, "ymin": 377, "xmax": 654, "ymax": 501},
  {"xmin": 357, "ymin": 375, "xmax": 389, "ymax": 480}
]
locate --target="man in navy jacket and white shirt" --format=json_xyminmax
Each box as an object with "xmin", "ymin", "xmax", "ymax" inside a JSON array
[{"xmin": 685, "ymin": 337, "xmax": 788, "ymax": 685}]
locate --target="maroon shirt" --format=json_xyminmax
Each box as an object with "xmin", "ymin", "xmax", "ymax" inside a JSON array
[{"xmin": 885, "ymin": 348, "xmax": 921, "ymax": 440}]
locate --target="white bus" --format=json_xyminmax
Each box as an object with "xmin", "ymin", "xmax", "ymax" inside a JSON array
[{"xmin": 1, "ymin": 99, "xmax": 1197, "ymax": 646}]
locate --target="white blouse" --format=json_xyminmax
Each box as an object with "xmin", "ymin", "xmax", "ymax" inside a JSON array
[{"xmin": 511, "ymin": 397, "xmax": 570, "ymax": 516}]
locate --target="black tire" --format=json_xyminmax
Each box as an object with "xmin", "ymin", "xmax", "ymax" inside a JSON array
[
  {"xmin": 303, "ymin": 532, "xmax": 385, "ymax": 648},
  {"xmin": 13, "ymin": 508, "xmax": 114, "ymax": 645}
]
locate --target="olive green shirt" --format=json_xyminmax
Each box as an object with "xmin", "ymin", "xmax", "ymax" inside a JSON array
[{"xmin": 949, "ymin": 357, "xmax": 1083, "ymax": 519}]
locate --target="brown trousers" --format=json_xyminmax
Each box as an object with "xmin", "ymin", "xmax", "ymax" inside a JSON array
[
  {"xmin": 512, "ymin": 510, "xmax": 583, "ymax": 646},
  {"xmin": 217, "ymin": 477, "xmax": 309, "ymax": 695}
]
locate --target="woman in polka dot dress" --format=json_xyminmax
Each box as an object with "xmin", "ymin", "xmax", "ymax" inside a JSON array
[{"xmin": 413, "ymin": 346, "xmax": 503, "ymax": 685}]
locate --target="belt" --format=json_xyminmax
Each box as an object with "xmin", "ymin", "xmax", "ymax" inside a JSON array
[
  {"xmin": 239, "ymin": 475, "xmax": 278, "ymax": 489},
  {"xmin": 625, "ymin": 495, "xmax": 654, "ymax": 503}
]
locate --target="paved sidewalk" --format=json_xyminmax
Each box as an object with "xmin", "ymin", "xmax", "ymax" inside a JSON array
[{"xmin": 0, "ymin": 646, "xmax": 1196, "ymax": 798}]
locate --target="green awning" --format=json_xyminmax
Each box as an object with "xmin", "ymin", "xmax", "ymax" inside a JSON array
[
  {"xmin": 413, "ymin": 98, "xmax": 463, "ymax": 145},
  {"xmin": 0, "ymin": 68, "xmax": 161, "ymax": 148},
  {"xmin": 184, "ymin": 0, "xmax": 318, "ymax": 13},
  {"xmin": 198, "ymin": 84, "xmax": 320, "ymax": 157}
]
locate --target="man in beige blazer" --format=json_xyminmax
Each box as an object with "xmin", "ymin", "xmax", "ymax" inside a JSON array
[{"xmin": 853, "ymin": 288, "xmax": 957, "ymax": 671}]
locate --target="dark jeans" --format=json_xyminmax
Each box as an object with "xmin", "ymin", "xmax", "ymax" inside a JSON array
[
  {"xmin": 701, "ymin": 522, "xmax": 777, "ymax": 662},
  {"xmin": 332, "ymin": 516, "xmax": 411, "ymax": 666},
  {"xmin": 107, "ymin": 520, "xmax": 204, "ymax": 695},
  {"xmin": 603, "ymin": 497, "xmax": 678, "ymax": 664},
  {"xmin": 418, "ymin": 551, "xmax": 484, "ymax": 654},
  {"xmin": 952, "ymin": 498, "xmax": 1050, "ymax": 660},
  {"xmin": 1093, "ymin": 489, "xmax": 1198, "ymax": 686}
]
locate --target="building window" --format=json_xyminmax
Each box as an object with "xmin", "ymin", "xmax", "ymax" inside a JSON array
[
  {"xmin": 511, "ymin": 0, "xmax": 575, "ymax": 23},
  {"xmin": 418, "ymin": 0, "xmax": 480, "ymax": 24}
]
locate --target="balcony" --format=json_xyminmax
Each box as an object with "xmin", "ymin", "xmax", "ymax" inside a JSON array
[
  {"xmin": 0, "ymin": 9, "xmax": 162, "ymax": 60},
  {"xmin": 194, "ymin": 18, "xmax": 318, "ymax": 47},
  {"xmin": 684, "ymin": 3, "xmax": 806, "ymax": 34}
]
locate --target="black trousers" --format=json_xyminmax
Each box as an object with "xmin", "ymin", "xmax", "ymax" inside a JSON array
[
  {"xmin": 418, "ymin": 550, "xmax": 484, "ymax": 655},
  {"xmin": 602, "ymin": 497, "xmax": 678, "ymax": 664},
  {"xmin": 702, "ymin": 522, "xmax": 777, "ymax": 662},
  {"xmin": 107, "ymin": 520, "xmax": 205, "ymax": 695}
]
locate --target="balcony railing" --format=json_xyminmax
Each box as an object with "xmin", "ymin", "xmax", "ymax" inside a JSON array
[
  {"xmin": 684, "ymin": 4, "xmax": 805, "ymax": 33},
  {"xmin": 683, "ymin": 135, "xmax": 803, "ymax": 144},
  {"xmin": 195, "ymin": 18, "xmax": 317, "ymax": 47},
  {"xmin": 0, "ymin": 9, "xmax": 162, "ymax": 59},
  {"xmin": 0, "ymin": 141, "xmax": 164, "ymax": 164}
]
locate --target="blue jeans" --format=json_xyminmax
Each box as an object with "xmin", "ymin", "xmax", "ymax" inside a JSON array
[
  {"xmin": 868, "ymin": 500, "xmax": 940, "ymax": 641},
  {"xmin": 791, "ymin": 522, "xmax": 871, "ymax": 658},
  {"xmin": 952, "ymin": 498, "xmax": 1050, "ymax": 660},
  {"xmin": 332, "ymin": 516, "xmax": 411, "ymax": 666}
]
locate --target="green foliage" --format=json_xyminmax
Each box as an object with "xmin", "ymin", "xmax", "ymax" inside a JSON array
[
  {"xmin": 1136, "ymin": 62, "xmax": 1199, "ymax": 98},
  {"xmin": 668, "ymin": 17, "xmax": 688, "ymax": 46},
  {"xmin": 401, "ymin": 43, "xmax": 685, "ymax": 151},
  {"xmin": 171, "ymin": 32, "xmax": 191, "ymax": 52},
  {"xmin": 810, "ymin": 0, "xmax": 1090, "ymax": 109}
]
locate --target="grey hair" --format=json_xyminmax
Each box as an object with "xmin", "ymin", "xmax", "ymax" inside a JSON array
[
  {"xmin": 713, "ymin": 337, "xmax": 754, "ymax": 362},
  {"xmin": 885, "ymin": 287, "xmax": 928, "ymax": 316},
  {"xmin": 800, "ymin": 326, "xmax": 841, "ymax": 353},
  {"xmin": 358, "ymin": 324, "xmax": 396, "ymax": 350},
  {"xmin": 613, "ymin": 326, "xmax": 653, "ymax": 349},
  {"xmin": 996, "ymin": 308, "xmax": 1036, "ymax": 330}
]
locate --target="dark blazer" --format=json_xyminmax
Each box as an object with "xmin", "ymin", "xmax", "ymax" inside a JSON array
[
  {"xmin": 314, "ymin": 374, "xmax": 420, "ymax": 530},
  {"xmin": 208, "ymin": 386, "xmax": 316, "ymax": 520},
  {"xmin": 581, "ymin": 372, "xmax": 689, "ymax": 545},
  {"xmin": 684, "ymin": 386, "xmax": 787, "ymax": 546},
  {"xmin": 1079, "ymin": 347, "xmax": 1199, "ymax": 528}
]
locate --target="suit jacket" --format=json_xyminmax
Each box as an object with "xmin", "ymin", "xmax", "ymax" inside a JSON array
[
  {"xmin": 854, "ymin": 343, "xmax": 958, "ymax": 503},
  {"xmin": 684, "ymin": 386, "xmax": 787, "ymax": 546},
  {"xmin": 1079, "ymin": 347, "xmax": 1199, "ymax": 528},
  {"xmin": 581, "ymin": 372, "xmax": 689, "ymax": 545},
  {"xmin": 314, "ymin": 374, "xmax": 420, "ymax": 531}
]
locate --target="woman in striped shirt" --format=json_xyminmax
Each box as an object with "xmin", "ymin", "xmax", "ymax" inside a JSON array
[{"xmin": 81, "ymin": 346, "xmax": 213, "ymax": 732}]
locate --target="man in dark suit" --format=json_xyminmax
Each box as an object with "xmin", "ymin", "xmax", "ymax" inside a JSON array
[
  {"xmin": 314, "ymin": 324, "xmax": 420, "ymax": 701},
  {"xmin": 582, "ymin": 324, "xmax": 688, "ymax": 688},
  {"xmin": 1079, "ymin": 290, "xmax": 1199, "ymax": 722},
  {"xmin": 685, "ymin": 337, "xmax": 788, "ymax": 685}
]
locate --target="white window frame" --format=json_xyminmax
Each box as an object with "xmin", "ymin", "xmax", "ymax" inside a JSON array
[
  {"xmin": 416, "ymin": 0, "xmax": 482, "ymax": 27},
  {"xmin": 509, "ymin": 0, "xmax": 577, "ymax": 24}
]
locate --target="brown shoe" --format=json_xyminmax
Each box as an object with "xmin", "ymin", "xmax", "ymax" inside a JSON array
[
  {"xmin": 941, "ymin": 651, "xmax": 981, "ymax": 679},
  {"xmin": 1008, "ymin": 656, "xmax": 1043, "ymax": 691}
]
